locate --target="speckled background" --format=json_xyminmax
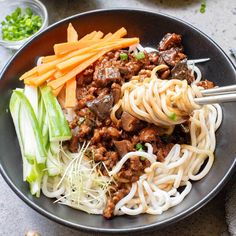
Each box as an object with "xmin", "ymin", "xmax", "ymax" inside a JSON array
[{"xmin": 0, "ymin": 0, "xmax": 236, "ymax": 235}]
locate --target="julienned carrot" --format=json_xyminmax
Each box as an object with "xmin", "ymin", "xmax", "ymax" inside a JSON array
[
  {"xmin": 105, "ymin": 38, "xmax": 140, "ymax": 50},
  {"xmin": 48, "ymin": 37, "xmax": 139, "ymax": 89},
  {"xmin": 78, "ymin": 31, "xmax": 97, "ymax": 42},
  {"xmin": 26, "ymin": 37, "xmax": 128, "ymax": 80},
  {"xmin": 21, "ymin": 25, "xmax": 140, "ymax": 108},
  {"xmin": 65, "ymin": 23, "xmax": 78, "ymax": 108},
  {"xmin": 41, "ymin": 55, "xmax": 58, "ymax": 63},
  {"xmin": 67, "ymin": 23, "xmax": 78, "ymax": 42},
  {"xmin": 56, "ymin": 52, "xmax": 96, "ymax": 71},
  {"xmin": 31, "ymin": 69, "xmax": 56, "ymax": 86},
  {"xmin": 19, "ymin": 66, "xmax": 38, "ymax": 80},
  {"xmin": 65, "ymin": 78, "xmax": 77, "ymax": 107},
  {"xmin": 58, "ymin": 37, "xmax": 132, "ymax": 64},
  {"xmin": 104, "ymin": 32, "xmax": 112, "ymax": 39},
  {"xmin": 106, "ymin": 27, "xmax": 127, "ymax": 40},
  {"xmin": 48, "ymin": 50, "xmax": 109, "ymax": 89},
  {"xmin": 57, "ymin": 38, "xmax": 138, "ymax": 71},
  {"xmin": 24, "ymin": 74, "xmax": 37, "ymax": 83},
  {"xmin": 52, "ymin": 85, "xmax": 64, "ymax": 96},
  {"xmin": 91, "ymin": 31, "xmax": 104, "ymax": 40},
  {"xmin": 54, "ymin": 39, "xmax": 103, "ymax": 55},
  {"xmin": 54, "ymin": 70, "xmax": 65, "ymax": 79},
  {"xmin": 37, "ymin": 59, "xmax": 60, "ymax": 75},
  {"xmin": 57, "ymin": 86, "xmax": 66, "ymax": 108},
  {"xmin": 54, "ymin": 27, "xmax": 126, "ymax": 60}
]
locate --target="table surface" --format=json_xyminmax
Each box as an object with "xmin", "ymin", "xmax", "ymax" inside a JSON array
[{"xmin": 0, "ymin": 0, "xmax": 236, "ymax": 235}]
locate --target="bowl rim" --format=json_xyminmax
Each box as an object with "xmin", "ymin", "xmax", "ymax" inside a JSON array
[
  {"xmin": 0, "ymin": 0, "xmax": 48, "ymax": 47},
  {"xmin": 0, "ymin": 8, "xmax": 236, "ymax": 233}
]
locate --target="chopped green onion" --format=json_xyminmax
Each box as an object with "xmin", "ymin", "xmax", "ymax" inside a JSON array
[
  {"xmin": 168, "ymin": 112, "xmax": 177, "ymax": 121},
  {"xmin": 140, "ymin": 156, "xmax": 146, "ymax": 161},
  {"xmin": 1, "ymin": 7, "xmax": 42, "ymax": 41},
  {"xmin": 200, "ymin": 1, "xmax": 206, "ymax": 13},
  {"xmin": 136, "ymin": 143, "xmax": 143, "ymax": 150},
  {"xmin": 135, "ymin": 52, "xmax": 145, "ymax": 60},
  {"xmin": 136, "ymin": 143, "xmax": 146, "ymax": 160},
  {"xmin": 120, "ymin": 53, "xmax": 128, "ymax": 60}
]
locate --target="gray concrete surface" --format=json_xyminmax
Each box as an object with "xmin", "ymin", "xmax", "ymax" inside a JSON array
[{"xmin": 0, "ymin": 0, "xmax": 236, "ymax": 235}]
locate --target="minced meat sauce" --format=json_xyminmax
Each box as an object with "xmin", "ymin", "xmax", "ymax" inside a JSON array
[{"xmin": 66, "ymin": 33, "xmax": 213, "ymax": 218}]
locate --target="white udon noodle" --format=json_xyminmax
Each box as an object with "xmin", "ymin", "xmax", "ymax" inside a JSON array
[
  {"xmin": 111, "ymin": 64, "xmax": 202, "ymax": 128},
  {"xmin": 110, "ymin": 104, "xmax": 222, "ymax": 216}
]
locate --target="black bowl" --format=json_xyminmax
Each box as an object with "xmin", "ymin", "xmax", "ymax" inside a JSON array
[{"xmin": 0, "ymin": 9, "xmax": 236, "ymax": 233}]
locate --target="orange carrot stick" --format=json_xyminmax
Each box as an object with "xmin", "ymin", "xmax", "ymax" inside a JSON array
[
  {"xmin": 54, "ymin": 28, "xmax": 127, "ymax": 56},
  {"xmin": 52, "ymin": 85, "xmax": 64, "ymax": 96},
  {"xmin": 57, "ymin": 86, "xmax": 66, "ymax": 108},
  {"xmin": 41, "ymin": 55, "xmax": 58, "ymax": 63},
  {"xmin": 56, "ymin": 52, "xmax": 96, "ymax": 71},
  {"xmin": 65, "ymin": 78, "xmax": 77, "ymax": 107},
  {"xmin": 29, "ymin": 69, "xmax": 56, "ymax": 86},
  {"xmin": 37, "ymin": 59, "xmax": 59, "ymax": 75},
  {"xmin": 19, "ymin": 67, "xmax": 38, "ymax": 80},
  {"xmin": 78, "ymin": 31, "xmax": 97, "ymax": 42},
  {"xmin": 107, "ymin": 27, "xmax": 127, "ymax": 40},
  {"xmin": 54, "ymin": 70, "xmax": 65, "ymax": 79},
  {"xmin": 103, "ymin": 32, "xmax": 112, "ymax": 39},
  {"xmin": 91, "ymin": 31, "xmax": 104, "ymax": 40},
  {"xmin": 57, "ymin": 37, "xmax": 133, "ymax": 64},
  {"xmin": 53, "ymin": 40, "xmax": 103, "ymax": 55},
  {"xmin": 67, "ymin": 23, "xmax": 78, "ymax": 42},
  {"xmin": 48, "ymin": 37, "xmax": 139, "ymax": 89},
  {"xmin": 65, "ymin": 23, "xmax": 78, "ymax": 107}
]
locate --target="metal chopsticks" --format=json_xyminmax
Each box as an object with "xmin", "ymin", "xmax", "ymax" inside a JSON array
[{"xmin": 194, "ymin": 85, "xmax": 236, "ymax": 105}]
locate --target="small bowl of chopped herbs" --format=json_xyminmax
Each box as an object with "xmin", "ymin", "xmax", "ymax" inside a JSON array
[{"xmin": 0, "ymin": 0, "xmax": 48, "ymax": 50}]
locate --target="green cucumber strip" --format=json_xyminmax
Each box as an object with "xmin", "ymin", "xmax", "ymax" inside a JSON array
[
  {"xmin": 19, "ymin": 103, "xmax": 36, "ymax": 161},
  {"xmin": 10, "ymin": 92, "xmax": 32, "ymax": 179},
  {"xmin": 38, "ymin": 95, "xmax": 49, "ymax": 149},
  {"xmin": 24, "ymin": 85, "xmax": 38, "ymax": 116},
  {"xmin": 12, "ymin": 90, "xmax": 47, "ymax": 163},
  {"xmin": 10, "ymin": 91, "xmax": 44, "ymax": 193},
  {"xmin": 40, "ymin": 86, "xmax": 72, "ymax": 142}
]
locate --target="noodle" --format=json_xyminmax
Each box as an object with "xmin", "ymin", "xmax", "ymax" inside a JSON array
[
  {"xmin": 111, "ymin": 65, "xmax": 202, "ymax": 128},
  {"xmin": 111, "ymin": 104, "xmax": 222, "ymax": 216}
]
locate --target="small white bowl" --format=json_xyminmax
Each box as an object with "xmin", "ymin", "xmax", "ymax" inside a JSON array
[{"xmin": 0, "ymin": 0, "xmax": 48, "ymax": 50}]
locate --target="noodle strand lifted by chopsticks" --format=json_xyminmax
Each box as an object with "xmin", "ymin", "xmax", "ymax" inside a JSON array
[{"xmin": 111, "ymin": 65, "xmax": 202, "ymax": 128}]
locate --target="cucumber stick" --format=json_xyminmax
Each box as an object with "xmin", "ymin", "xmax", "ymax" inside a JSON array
[
  {"xmin": 24, "ymin": 85, "xmax": 38, "ymax": 116},
  {"xmin": 40, "ymin": 86, "xmax": 72, "ymax": 142},
  {"xmin": 38, "ymin": 95, "xmax": 49, "ymax": 149},
  {"xmin": 10, "ymin": 85, "xmax": 72, "ymax": 196},
  {"xmin": 38, "ymin": 91, "xmax": 62, "ymax": 176},
  {"xmin": 10, "ymin": 91, "xmax": 45, "ymax": 197},
  {"xmin": 15, "ymin": 90, "xmax": 47, "ymax": 163}
]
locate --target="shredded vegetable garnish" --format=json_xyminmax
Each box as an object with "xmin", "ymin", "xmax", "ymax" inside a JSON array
[{"xmin": 42, "ymin": 142, "xmax": 113, "ymax": 214}]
